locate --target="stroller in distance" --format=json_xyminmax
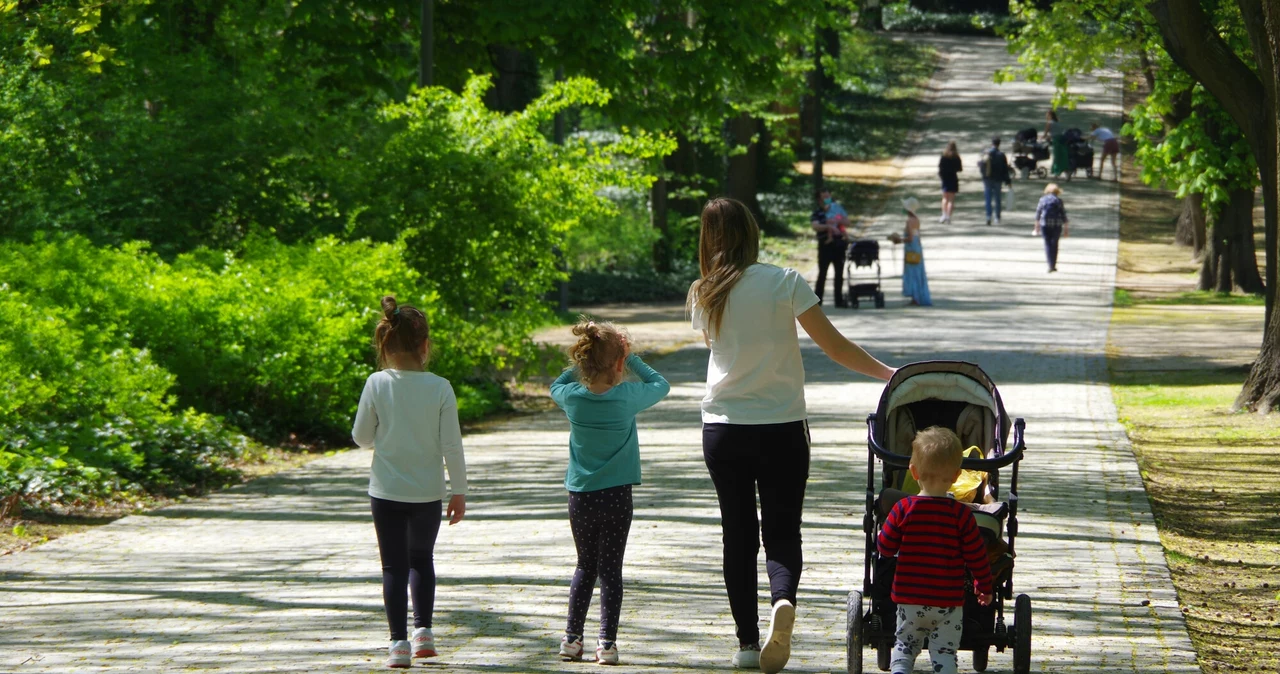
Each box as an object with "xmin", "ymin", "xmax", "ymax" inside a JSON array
[
  {"xmin": 1061, "ymin": 128, "xmax": 1094, "ymax": 180},
  {"xmin": 848, "ymin": 361, "xmax": 1033, "ymax": 674},
  {"xmin": 1011, "ymin": 128, "xmax": 1049, "ymax": 180},
  {"xmin": 845, "ymin": 239, "xmax": 886, "ymax": 309}
]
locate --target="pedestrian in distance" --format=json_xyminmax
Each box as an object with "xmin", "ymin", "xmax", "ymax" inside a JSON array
[
  {"xmin": 550, "ymin": 318, "xmax": 670, "ymax": 666},
  {"xmin": 1089, "ymin": 122, "xmax": 1120, "ymax": 180},
  {"xmin": 978, "ymin": 137, "xmax": 1012, "ymax": 226},
  {"xmin": 895, "ymin": 197, "xmax": 932, "ymax": 306},
  {"xmin": 352, "ymin": 296, "xmax": 468, "ymax": 669},
  {"xmin": 810, "ymin": 189, "xmax": 850, "ymax": 308},
  {"xmin": 938, "ymin": 141, "xmax": 962, "ymax": 224},
  {"xmin": 1034, "ymin": 183, "xmax": 1069, "ymax": 273},
  {"xmin": 1044, "ymin": 110, "xmax": 1069, "ymax": 178},
  {"xmin": 688, "ymin": 197, "xmax": 895, "ymax": 674}
]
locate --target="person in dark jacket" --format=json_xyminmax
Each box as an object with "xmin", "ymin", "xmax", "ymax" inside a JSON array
[
  {"xmin": 979, "ymin": 137, "xmax": 1012, "ymax": 226},
  {"xmin": 810, "ymin": 190, "xmax": 849, "ymax": 308}
]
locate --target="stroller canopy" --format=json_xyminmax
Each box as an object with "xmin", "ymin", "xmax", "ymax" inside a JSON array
[{"xmin": 874, "ymin": 361, "xmax": 1011, "ymax": 458}]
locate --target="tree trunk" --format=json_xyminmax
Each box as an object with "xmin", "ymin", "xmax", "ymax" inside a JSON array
[
  {"xmin": 1175, "ymin": 193, "xmax": 1208, "ymax": 255},
  {"xmin": 418, "ymin": 0, "xmax": 433, "ymax": 87},
  {"xmin": 651, "ymin": 174, "xmax": 670, "ymax": 273},
  {"xmin": 484, "ymin": 45, "xmax": 539, "ymax": 112},
  {"xmin": 725, "ymin": 112, "xmax": 768, "ymax": 230},
  {"xmin": 1226, "ymin": 189, "xmax": 1266, "ymax": 293},
  {"xmin": 1209, "ymin": 216, "xmax": 1235, "ymax": 293},
  {"xmin": 1235, "ymin": 0, "xmax": 1280, "ymax": 413},
  {"xmin": 1198, "ymin": 228, "xmax": 1219, "ymax": 291},
  {"xmin": 1236, "ymin": 308, "xmax": 1280, "ymax": 412},
  {"xmin": 812, "ymin": 35, "xmax": 825, "ymax": 199}
]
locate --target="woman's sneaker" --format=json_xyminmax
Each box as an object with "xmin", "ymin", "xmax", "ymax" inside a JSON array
[
  {"xmin": 386, "ymin": 640, "xmax": 412, "ymax": 669},
  {"xmin": 760, "ymin": 599, "xmax": 796, "ymax": 674},
  {"xmin": 732, "ymin": 642, "xmax": 761, "ymax": 668},
  {"xmin": 411, "ymin": 627, "xmax": 436, "ymax": 658},
  {"xmin": 596, "ymin": 640, "xmax": 619, "ymax": 665},
  {"xmin": 559, "ymin": 634, "xmax": 585, "ymax": 662}
]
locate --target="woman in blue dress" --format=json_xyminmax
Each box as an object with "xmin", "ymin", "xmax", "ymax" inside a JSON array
[{"xmin": 898, "ymin": 197, "xmax": 932, "ymax": 306}]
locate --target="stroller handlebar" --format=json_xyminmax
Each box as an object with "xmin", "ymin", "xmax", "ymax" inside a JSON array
[{"xmin": 865, "ymin": 415, "xmax": 1026, "ymax": 471}]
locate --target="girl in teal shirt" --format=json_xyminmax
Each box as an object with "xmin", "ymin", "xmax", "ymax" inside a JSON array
[{"xmin": 550, "ymin": 318, "xmax": 670, "ymax": 665}]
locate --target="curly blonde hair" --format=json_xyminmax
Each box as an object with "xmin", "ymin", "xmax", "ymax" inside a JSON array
[{"xmin": 567, "ymin": 318, "xmax": 628, "ymax": 384}]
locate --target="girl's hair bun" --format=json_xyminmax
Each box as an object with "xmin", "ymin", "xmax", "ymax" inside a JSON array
[
  {"xmin": 381, "ymin": 295, "xmax": 399, "ymax": 321},
  {"xmin": 567, "ymin": 317, "xmax": 628, "ymax": 384}
]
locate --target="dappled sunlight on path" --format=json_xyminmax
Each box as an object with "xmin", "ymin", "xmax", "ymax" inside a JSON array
[{"xmin": 0, "ymin": 37, "xmax": 1197, "ymax": 673}]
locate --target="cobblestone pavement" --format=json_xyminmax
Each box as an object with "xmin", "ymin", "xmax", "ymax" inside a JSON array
[{"xmin": 0, "ymin": 37, "xmax": 1199, "ymax": 673}]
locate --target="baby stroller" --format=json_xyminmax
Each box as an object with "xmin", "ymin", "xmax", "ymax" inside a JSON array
[
  {"xmin": 845, "ymin": 239, "xmax": 885, "ymax": 309},
  {"xmin": 1062, "ymin": 128, "xmax": 1094, "ymax": 180},
  {"xmin": 848, "ymin": 361, "xmax": 1032, "ymax": 674},
  {"xmin": 1011, "ymin": 128, "xmax": 1049, "ymax": 180}
]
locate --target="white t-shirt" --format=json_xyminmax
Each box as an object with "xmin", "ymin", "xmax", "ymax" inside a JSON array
[
  {"xmin": 1090, "ymin": 127, "xmax": 1116, "ymax": 141},
  {"xmin": 352, "ymin": 370, "xmax": 468, "ymax": 503},
  {"xmin": 691, "ymin": 263, "xmax": 820, "ymax": 425}
]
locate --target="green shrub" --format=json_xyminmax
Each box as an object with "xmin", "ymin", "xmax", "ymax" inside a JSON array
[
  {"xmin": 0, "ymin": 236, "xmax": 506, "ymax": 444},
  {"xmin": 0, "ymin": 286, "xmax": 247, "ymax": 502},
  {"xmin": 567, "ymin": 265, "xmax": 699, "ymax": 305}
]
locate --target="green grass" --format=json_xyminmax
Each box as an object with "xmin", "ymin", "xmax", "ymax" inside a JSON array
[
  {"xmin": 1115, "ymin": 287, "xmax": 1265, "ymax": 308},
  {"xmin": 1110, "ymin": 370, "xmax": 1280, "ymax": 673}
]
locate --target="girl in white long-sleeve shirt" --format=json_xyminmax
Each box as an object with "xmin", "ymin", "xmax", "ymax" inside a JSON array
[{"xmin": 352, "ymin": 295, "xmax": 468, "ymax": 669}]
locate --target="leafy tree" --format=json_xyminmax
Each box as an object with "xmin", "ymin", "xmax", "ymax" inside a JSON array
[{"xmin": 1004, "ymin": 0, "xmax": 1280, "ymax": 412}]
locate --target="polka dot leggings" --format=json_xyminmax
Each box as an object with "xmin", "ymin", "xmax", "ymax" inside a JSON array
[{"xmin": 566, "ymin": 484, "xmax": 633, "ymax": 643}]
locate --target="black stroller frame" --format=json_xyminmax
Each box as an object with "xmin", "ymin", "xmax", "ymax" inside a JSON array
[
  {"xmin": 847, "ymin": 361, "xmax": 1033, "ymax": 674},
  {"xmin": 845, "ymin": 239, "xmax": 886, "ymax": 309},
  {"xmin": 1012, "ymin": 128, "xmax": 1049, "ymax": 180},
  {"xmin": 1062, "ymin": 128, "xmax": 1094, "ymax": 181}
]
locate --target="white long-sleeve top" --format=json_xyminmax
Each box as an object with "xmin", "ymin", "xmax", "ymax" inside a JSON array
[{"xmin": 351, "ymin": 369, "xmax": 468, "ymax": 503}]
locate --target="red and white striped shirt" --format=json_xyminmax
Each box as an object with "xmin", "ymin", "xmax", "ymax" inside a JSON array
[{"xmin": 877, "ymin": 495, "xmax": 993, "ymax": 607}]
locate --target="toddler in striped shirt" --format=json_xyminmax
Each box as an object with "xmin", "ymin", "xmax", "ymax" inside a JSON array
[{"xmin": 877, "ymin": 426, "xmax": 994, "ymax": 674}]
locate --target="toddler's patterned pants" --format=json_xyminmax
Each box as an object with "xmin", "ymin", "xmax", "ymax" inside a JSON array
[{"xmin": 892, "ymin": 604, "xmax": 962, "ymax": 674}]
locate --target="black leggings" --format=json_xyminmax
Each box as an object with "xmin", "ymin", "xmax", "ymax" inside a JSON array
[
  {"xmin": 703, "ymin": 421, "xmax": 810, "ymax": 645},
  {"xmin": 816, "ymin": 243, "xmax": 846, "ymax": 305},
  {"xmin": 566, "ymin": 485, "xmax": 634, "ymax": 643},
  {"xmin": 371, "ymin": 497, "xmax": 442, "ymax": 641}
]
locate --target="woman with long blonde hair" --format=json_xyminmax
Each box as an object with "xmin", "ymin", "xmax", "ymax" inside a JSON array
[{"xmin": 687, "ymin": 198, "xmax": 894, "ymax": 673}]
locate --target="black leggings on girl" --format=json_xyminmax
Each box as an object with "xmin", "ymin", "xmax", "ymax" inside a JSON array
[
  {"xmin": 703, "ymin": 421, "xmax": 810, "ymax": 646},
  {"xmin": 371, "ymin": 496, "xmax": 442, "ymax": 641},
  {"xmin": 566, "ymin": 484, "xmax": 634, "ymax": 643}
]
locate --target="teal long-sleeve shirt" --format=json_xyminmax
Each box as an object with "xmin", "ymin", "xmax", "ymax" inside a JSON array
[{"xmin": 550, "ymin": 354, "xmax": 671, "ymax": 493}]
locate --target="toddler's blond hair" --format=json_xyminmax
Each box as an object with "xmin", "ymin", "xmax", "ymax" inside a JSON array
[{"xmin": 911, "ymin": 426, "xmax": 964, "ymax": 482}]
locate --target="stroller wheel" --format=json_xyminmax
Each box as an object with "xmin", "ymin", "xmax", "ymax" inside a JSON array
[
  {"xmin": 1012, "ymin": 594, "xmax": 1032, "ymax": 674},
  {"xmin": 876, "ymin": 641, "xmax": 892, "ymax": 671},
  {"xmin": 972, "ymin": 646, "xmax": 989, "ymax": 672},
  {"xmin": 874, "ymin": 292, "xmax": 885, "ymax": 309},
  {"xmin": 846, "ymin": 591, "xmax": 863, "ymax": 674}
]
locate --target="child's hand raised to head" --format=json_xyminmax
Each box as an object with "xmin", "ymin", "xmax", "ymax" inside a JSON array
[
  {"xmin": 447, "ymin": 494, "xmax": 466, "ymax": 525},
  {"xmin": 977, "ymin": 592, "xmax": 993, "ymax": 606}
]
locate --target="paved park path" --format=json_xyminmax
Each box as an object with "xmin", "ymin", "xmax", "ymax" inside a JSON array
[{"xmin": 0, "ymin": 37, "xmax": 1200, "ymax": 673}]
